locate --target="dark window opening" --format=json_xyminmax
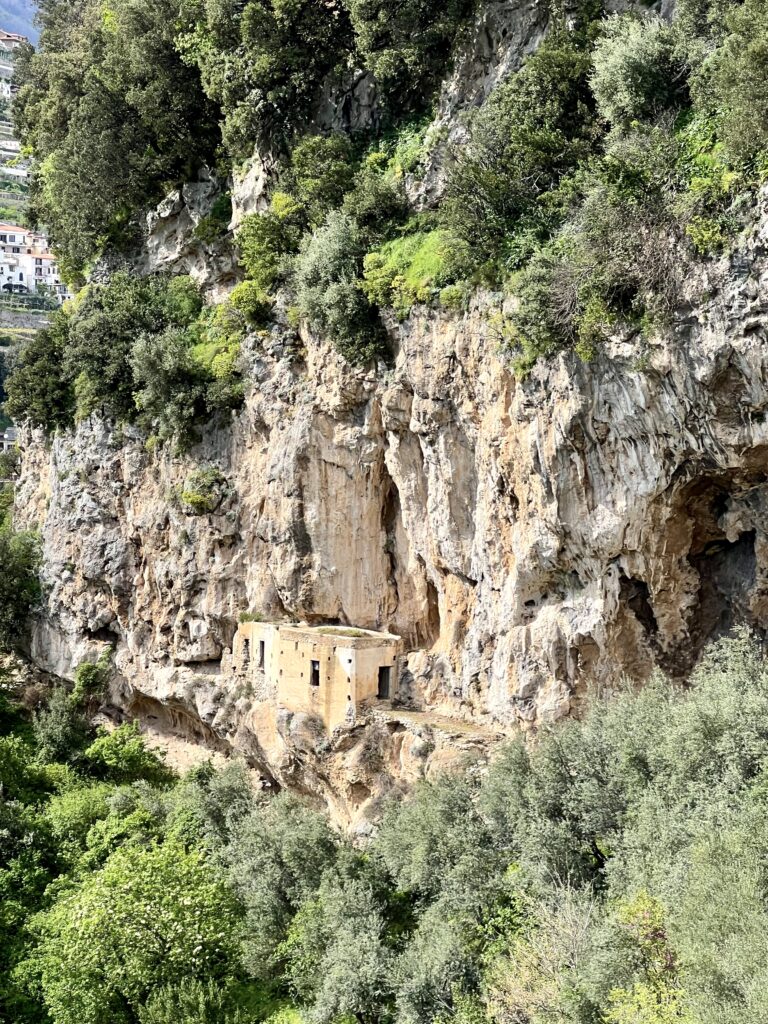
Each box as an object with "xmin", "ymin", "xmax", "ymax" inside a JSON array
[
  {"xmin": 310, "ymin": 660, "xmax": 320, "ymax": 687},
  {"xmin": 242, "ymin": 639, "xmax": 250, "ymax": 666},
  {"xmin": 378, "ymin": 666, "xmax": 391, "ymax": 700},
  {"xmin": 258, "ymin": 640, "xmax": 265, "ymax": 668}
]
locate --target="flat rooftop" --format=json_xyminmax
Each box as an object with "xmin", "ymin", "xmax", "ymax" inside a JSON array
[{"xmin": 243, "ymin": 620, "xmax": 401, "ymax": 645}]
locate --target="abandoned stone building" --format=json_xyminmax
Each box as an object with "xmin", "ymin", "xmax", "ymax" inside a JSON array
[{"xmin": 232, "ymin": 621, "xmax": 403, "ymax": 729}]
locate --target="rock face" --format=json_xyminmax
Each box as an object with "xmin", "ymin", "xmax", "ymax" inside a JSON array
[
  {"xmin": 13, "ymin": 0, "xmax": 765, "ymax": 820},
  {"xmin": 143, "ymin": 170, "xmax": 240, "ymax": 299},
  {"xmin": 16, "ymin": 193, "xmax": 768, "ymax": 807}
]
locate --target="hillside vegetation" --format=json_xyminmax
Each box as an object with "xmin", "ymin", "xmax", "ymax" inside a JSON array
[
  {"xmin": 6, "ymin": 0, "xmax": 768, "ymax": 443},
  {"xmin": 1, "ymin": 632, "xmax": 768, "ymax": 1023}
]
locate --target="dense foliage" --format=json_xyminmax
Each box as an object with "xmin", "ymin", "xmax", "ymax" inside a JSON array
[
  {"xmin": 3, "ymin": 633, "xmax": 768, "ymax": 1023},
  {"xmin": 5, "ymin": 273, "xmax": 256, "ymax": 446},
  {"xmin": 9, "ymin": 0, "xmax": 768, "ymax": 397},
  {"xmin": 13, "ymin": 0, "xmax": 220, "ymax": 271},
  {"xmin": 0, "ymin": 476, "xmax": 40, "ymax": 652}
]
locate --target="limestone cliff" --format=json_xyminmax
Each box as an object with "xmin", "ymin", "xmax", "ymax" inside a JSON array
[
  {"xmin": 14, "ymin": 184, "xmax": 768, "ymax": 820},
  {"xmin": 13, "ymin": 0, "xmax": 768, "ymax": 821}
]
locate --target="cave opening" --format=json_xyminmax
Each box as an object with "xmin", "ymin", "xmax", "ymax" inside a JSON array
[
  {"xmin": 669, "ymin": 476, "xmax": 759, "ymax": 676},
  {"xmin": 686, "ymin": 529, "xmax": 757, "ymax": 664}
]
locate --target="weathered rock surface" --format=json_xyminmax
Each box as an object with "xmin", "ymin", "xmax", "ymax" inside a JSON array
[
  {"xmin": 16, "ymin": 190, "xmax": 768, "ymax": 814},
  {"xmin": 143, "ymin": 169, "xmax": 240, "ymax": 299},
  {"xmin": 13, "ymin": 0, "xmax": 763, "ymax": 821}
]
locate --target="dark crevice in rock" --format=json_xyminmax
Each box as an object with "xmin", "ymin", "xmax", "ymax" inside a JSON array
[
  {"xmin": 381, "ymin": 470, "xmax": 401, "ymax": 608},
  {"xmin": 619, "ymin": 575, "xmax": 659, "ymax": 639}
]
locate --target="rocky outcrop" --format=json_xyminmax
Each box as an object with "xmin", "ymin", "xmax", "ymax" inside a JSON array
[{"xmin": 143, "ymin": 170, "xmax": 240, "ymax": 299}]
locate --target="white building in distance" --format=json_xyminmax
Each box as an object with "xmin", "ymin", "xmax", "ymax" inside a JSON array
[
  {"xmin": 0, "ymin": 30, "xmax": 26, "ymax": 103},
  {"xmin": 0, "ymin": 223, "xmax": 71, "ymax": 302}
]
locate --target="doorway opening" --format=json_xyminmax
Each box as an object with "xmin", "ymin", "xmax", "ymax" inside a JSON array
[{"xmin": 378, "ymin": 665, "xmax": 391, "ymax": 699}]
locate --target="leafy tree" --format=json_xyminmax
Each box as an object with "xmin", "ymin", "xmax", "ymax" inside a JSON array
[
  {"xmin": 0, "ymin": 528, "xmax": 40, "ymax": 652},
  {"xmin": 376, "ymin": 774, "xmax": 490, "ymax": 899},
  {"xmin": 694, "ymin": 0, "xmax": 768, "ymax": 163},
  {"xmin": 288, "ymin": 134, "xmax": 356, "ymax": 228},
  {"xmin": 42, "ymin": 784, "xmax": 113, "ymax": 866},
  {"xmin": 223, "ymin": 793, "xmax": 339, "ymax": 976},
  {"xmin": 179, "ymin": 0, "xmax": 354, "ymax": 157},
  {"xmin": 131, "ymin": 325, "xmax": 207, "ymax": 447},
  {"xmin": 237, "ymin": 194, "xmax": 307, "ymax": 291},
  {"xmin": 4, "ymin": 311, "xmax": 74, "ymax": 432},
  {"xmin": 165, "ymin": 760, "xmax": 257, "ymax": 850},
  {"xmin": 282, "ymin": 871, "xmax": 393, "ymax": 1024},
  {"xmin": 64, "ymin": 272, "xmax": 201, "ymax": 423},
  {"xmin": 345, "ymin": 0, "xmax": 474, "ymax": 110},
  {"xmin": 394, "ymin": 901, "xmax": 479, "ymax": 1024},
  {"xmin": 24, "ymin": 842, "xmax": 242, "ymax": 1024},
  {"xmin": 32, "ymin": 687, "xmax": 89, "ymax": 766},
  {"xmin": 484, "ymin": 890, "xmax": 600, "ymax": 1024},
  {"xmin": 83, "ymin": 722, "xmax": 174, "ymax": 786},
  {"xmin": 138, "ymin": 977, "xmax": 255, "ymax": 1024},
  {"xmin": 14, "ymin": 0, "xmax": 220, "ymax": 270},
  {"xmin": 292, "ymin": 210, "xmax": 384, "ymax": 363},
  {"xmin": 590, "ymin": 16, "xmax": 688, "ymax": 128},
  {"xmin": 444, "ymin": 28, "xmax": 599, "ymax": 278}
]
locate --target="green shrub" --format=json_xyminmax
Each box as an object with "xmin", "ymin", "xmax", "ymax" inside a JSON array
[
  {"xmin": 439, "ymin": 283, "xmax": 467, "ymax": 312},
  {"xmin": 179, "ymin": 0, "xmax": 353, "ymax": 156},
  {"xmin": 345, "ymin": 0, "xmax": 474, "ymax": 110},
  {"xmin": 237, "ymin": 195, "xmax": 306, "ymax": 291},
  {"xmin": 362, "ymin": 228, "xmax": 451, "ymax": 317},
  {"xmin": 32, "ymin": 687, "xmax": 90, "ymax": 766},
  {"xmin": 0, "ymin": 447, "xmax": 20, "ymax": 480},
  {"xmin": 43, "ymin": 784, "xmax": 113, "ymax": 863},
  {"xmin": 0, "ymin": 527, "xmax": 41, "ymax": 651},
  {"xmin": 693, "ymin": 0, "xmax": 768, "ymax": 163},
  {"xmin": 342, "ymin": 152, "xmax": 409, "ymax": 243},
  {"xmin": 5, "ymin": 311, "xmax": 74, "ymax": 433},
  {"xmin": 138, "ymin": 978, "xmax": 254, "ymax": 1024},
  {"xmin": 8, "ymin": 272, "xmax": 243, "ymax": 446},
  {"xmin": 228, "ymin": 281, "xmax": 273, "ymax": 325},
  {"xmin": 288, "ymin": 134, "xmax": 355, "ymax": 228},
  {"xmin": 386, "ymin": 116, "xmax": 435, "ymax": 176},
  {"xmin": 71, "ymin": 651, "xmax": 112, "ymax": 707},
  {"xmin": 443, "ymin": 29, "xmax": 599, "ymax": 278},
  {"xmin": 132, "ymin": 326, "xmax": 207, "ymax": 449},
  {"xmin": 590, "ymin": 15, "xmax": 688, "ymax": 128},
  {"xmin": 25, "ymin": 842, "xmax": 241, "ymax": 1024},
  {"xmin": 178, "ymin": 467, "xmax": 227, "ymax": 515},
  {"xmin": 293, "ymin": 210, "xmax": 385, "ymax": 363},
  {"xmin": 64, "ymin": 273, "xmax": 203, "ymax": 424},
  {"xmin": 194, "ymin": 193, "xmax": 234, "ymax": 246},
  {"xmin": 84, "ymin": 722, "xmax": 174, "ymax": 786},
  {"xmin": 238, "ymin": 612, "xmax": 263, "ymax": 624}
]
